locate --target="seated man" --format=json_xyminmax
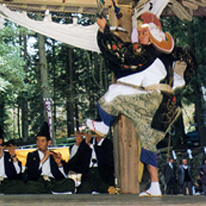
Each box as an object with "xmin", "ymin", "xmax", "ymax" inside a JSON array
[
  {"xmin": 69, "ymin": 131, "xmax": 83, "ymax": 160},
  {"xmin": 68, "ymin": 131, "xmax": 84, "ymax": 187},
  {"xmin": 68, "ymin": 132, "xmax": 114, "ymax": 194},
  {"xmin": 25, "ymin": 122, "xmax": 75, "ymax": 194},
  {"xmin": 0, "ymin": 127, "xmax": 27, "ymax": 194}
]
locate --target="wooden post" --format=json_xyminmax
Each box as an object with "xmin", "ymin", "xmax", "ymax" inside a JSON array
[
  {"xmin": 109, "ymin": 3, "xmax": 140, "ymax": 194},
  {"xmin": 114, "ymin": 116, "xmax": 140, "ymax": 193},
  {"xmin": 108, "ymin": 4, "xmax": 132, "ymax": 41}
]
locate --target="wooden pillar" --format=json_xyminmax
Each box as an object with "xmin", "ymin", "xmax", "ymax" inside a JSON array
[
  {"xmin": 108, "ymin": 3, "xmax": 140, "ymax": 194},
  {"xmin": 108, "ymin": 4, "xmax": 132, "ymax": 41},
  {"xmin": 114, "ymin": 116, "xmax": 140, "ymax": 193}
]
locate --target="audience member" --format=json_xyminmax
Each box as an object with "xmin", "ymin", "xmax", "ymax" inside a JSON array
[
  {"xmin": 69, "ymin": 131, "xmax": 83, "ymax": 160},
  {"xmin": 194, "ymin": 178, "xmax": 203, "ymax": 195},
  {"xmin": 0, "ymin": 128, "xmax": 27, "ymax": 194},
  {"xmin": 178, "ymin": 159, "xmax": 193, "ymax": 195},
  {"xmin": 68, "ymin": 132, "xmax": 114, "ymax": 193},
  {"xmin": 197, "ymin": 157, "xmax": 206, "ymax": 196},
  {"xmin": 25, "ymin": 122, "xmax": 75, "ymax": 194},
  {"xmin": 163, "ymin": 157, "xmax": 177, "ymax": 195},
  {"xmin": 68, "ymin": 131, "xmax": 84, "ymax": 188}
]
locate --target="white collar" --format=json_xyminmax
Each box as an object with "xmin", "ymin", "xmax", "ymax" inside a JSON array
[
  {"xmin": 38, "ymin": 150, "xmax": 49, "ymax": 160},
  {"xmin": 183, "ymin": 165, "xmax": 188, "ymax": 169},
  {"xmin": 92, "ymin": 137, "xmax": 105, "ymax": 146},
  {"xmin": 97, "ymin": 138, "xmax": 104, "ymax": 146}
]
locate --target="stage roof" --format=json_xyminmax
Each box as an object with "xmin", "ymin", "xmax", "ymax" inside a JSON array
[{"xmin": 0, "ymin": 0, "xmax": 205, "ymax": 20}]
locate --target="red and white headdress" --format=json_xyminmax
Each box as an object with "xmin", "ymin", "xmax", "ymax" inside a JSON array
[{"xmin": 137, "ymin": 12, "xmax": 174, "ymax": 54}]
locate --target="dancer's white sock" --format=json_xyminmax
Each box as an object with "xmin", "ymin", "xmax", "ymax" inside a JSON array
[
  {"xmin": 146, "ymin": 182, "xmax": 161, "ymax": 195},
  {"xmin": 86, "ymin": 119, "xmax": 109, "ymax": 135}
]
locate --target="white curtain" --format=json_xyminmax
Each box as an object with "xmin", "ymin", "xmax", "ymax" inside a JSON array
[
  {"xmin": 0, "ymin": 2, "xmax": 170, "ymax": 52},
  {"xmin": 0, "ymin": 5, "xmax": 100, "ymax": 52}
]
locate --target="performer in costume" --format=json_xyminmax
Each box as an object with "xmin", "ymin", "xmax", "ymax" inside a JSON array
[{"xmin": 86, "ymin": 12, "xmax": 197, "ymax": 196}]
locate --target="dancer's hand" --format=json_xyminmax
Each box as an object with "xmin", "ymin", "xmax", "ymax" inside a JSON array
[{"xmin": 97, "ymin": 17, "xmax": 107, "ymax": 32}]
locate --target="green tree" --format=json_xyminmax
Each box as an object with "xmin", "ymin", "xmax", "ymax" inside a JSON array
[{"xmin": 0, "ymin": 21, "xmax": 27, "ymax": 140}]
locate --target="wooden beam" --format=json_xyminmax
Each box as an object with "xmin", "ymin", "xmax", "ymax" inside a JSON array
[
  {"xmin": 0, "ymin": 0, "xmax": 113, "ymax": 14},
  {"xmin": 182, "ymin": 0, "xmax": 199, "ymax": 10},
  {"xmin": 0, "ymin": 0, "xmax": 132, "ymax": 14},
  {"xmin": 0, "ymin": 0, "xmax": 113, "ymax": 8},
  {"xmin": 5, "ymin": 6, "xmax": 108, "ymax": 14},
  {"xmin": 117, "ymin": 0, "xmax": 133, "ymax": 4},
  {"xmin": 1, "ymin": 0, "xmax": 206, "ymax": 16}
]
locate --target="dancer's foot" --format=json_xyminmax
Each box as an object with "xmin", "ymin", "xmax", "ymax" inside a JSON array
[
  {"xmin": 139, "ymin": 182, "xmax": 162, "ymax": 197},
  {"xmin": 86, "ymin": 119, "xmax": 109, "ymax": 137},
  {"xmin": 139, "ymin": 190, "xmax": 162, "ymax": 197}
]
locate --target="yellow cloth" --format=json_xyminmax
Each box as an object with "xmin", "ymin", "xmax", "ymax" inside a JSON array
[{"xmin": 15, "ymin": 147, "xmax": 70, "ymax": 167}]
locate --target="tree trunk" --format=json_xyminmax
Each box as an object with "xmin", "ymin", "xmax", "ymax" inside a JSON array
[
  {"xmin": 65, "ymin": 47, "xmax": 74, "ymax": 137},
  {"xmin": 17, "ymin": 103, "xmax": 21, "ymax": 139},
  {"xmin": 52, "ymin": 40, "xmax": 57, "ymax": 136},
  {"xmin": 74, "ymin": 101, "xmax": 79, "ymax": 131},
  {"xmin": 17, "ymin": 34, "xmax": 29, "ymax": 142},
  {"xmin": 37, "ymin": 33, "xmax": 50, "ymax": 99},
  {"xmin": 37, "ymin": 33, "xmax": 54, "ymax": 143},
  {"xmin": 21, "ymin": 35, "xmax": 29, "ymax": 142},
  {"xmin": 196, "ymin": 86, "xmax": 206, "ymax": 146},
  {"xmin": 0, "ymin": 96, "xmax": 5, "ymax": 138},
  {"xmin": 21, "ymin": 99, "xmax": 28, "ymax": 141}
]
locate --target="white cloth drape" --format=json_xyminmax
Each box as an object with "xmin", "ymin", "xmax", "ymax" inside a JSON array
[
  {"xmin": 0, "ymin": 2, "xmax": 171, "ymax": 52},
  {"xmin": 0, "ymin": 5, "xmax": 100, "ymax": 52}
]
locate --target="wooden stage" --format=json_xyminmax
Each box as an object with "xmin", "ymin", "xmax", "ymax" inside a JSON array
[{"xmin": 0, "ymin": 194, "xmax": 205, "ymax": 206}]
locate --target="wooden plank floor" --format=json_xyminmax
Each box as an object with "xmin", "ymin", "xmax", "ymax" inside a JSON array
[{"xmin": 0, "ymin": 194, "xmax": 205, "ymax": 206}]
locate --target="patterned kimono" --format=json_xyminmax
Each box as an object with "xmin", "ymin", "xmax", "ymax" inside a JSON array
[{"xmin": 97, "ymin": 24, "xmax": 197, "ymax": 152}]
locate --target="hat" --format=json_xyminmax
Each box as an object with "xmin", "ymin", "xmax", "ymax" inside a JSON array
[
  {"xmin": 37, "ymin": 121, "xmax": 51, "ymax": 141},
  {"xmin": 138, "ymin": 12, "xmax": 174, "ymax": 54},
  {"xmin": 3, "ymin": 139, "xmax": 16, "ymax": 147}
]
